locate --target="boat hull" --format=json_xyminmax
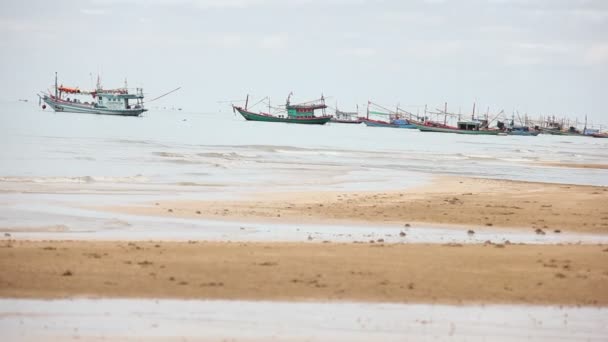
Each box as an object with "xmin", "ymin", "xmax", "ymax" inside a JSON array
[
  {"xmin": 362, "ymin": 119, "xmax": 417, "ymax": 129},
  {"xmin": 42, "ymin": 96, "xmax": 146, "ymax": 117},
  {"xmin": 508, "ymin": 131, "xmax": 540, "ymax": 136},
  {"xmin": 417, "ymin": 125, "xmax": 502, "ymax": 135},
  {"xmin": 235, "ymin": 107, "xmax": 331, "ymax": 125},
  {"xmin": 330, "ymin": 119, "xmax": 362, "ymax": 124}
]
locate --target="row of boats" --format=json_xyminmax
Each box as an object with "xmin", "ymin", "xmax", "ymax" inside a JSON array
[
  {"xmin": 232, "ymin": 94, "xmax": 608, "ymax": 138},
  {"xmin": 37, "ymin": 74, "xmax": 607, "ymax": 138}
]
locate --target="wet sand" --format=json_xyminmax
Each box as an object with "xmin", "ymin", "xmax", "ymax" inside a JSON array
[
  {"xmin": 106, "ymin": 177, "xmax": 608, "ymax": 234},
  {"xmin": 1, "ymin": 240, "xmax": 607, "ymax": 305},
  {"xmin": 541, "ymin": 162, "xmax": 608, "ymax": 170}
]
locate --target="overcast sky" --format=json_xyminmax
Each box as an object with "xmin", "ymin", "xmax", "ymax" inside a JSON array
[{"xmin": 1, "ymin": 0, "xmax": 607, "ymax": 124}]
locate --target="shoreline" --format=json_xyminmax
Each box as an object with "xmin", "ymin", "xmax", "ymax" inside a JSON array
[
  {"xmin": 101, "ymin": 176, "xmax": 608, "ymax": 234},
  {"xmin": 1, "ymin": 240, "xmax": 607, "ymax": 305}
]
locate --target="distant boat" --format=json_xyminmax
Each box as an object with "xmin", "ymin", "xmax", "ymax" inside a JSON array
[
  {"xmin": 361, "ymin": 118, "xmax": 416, "ymax": 128},
  {"xmin": 591, "ymin": 133, "xmax": 608, "ymax": 138},
  {"xmin": 38, "ymin": 73, "xmax": 147, "ymax": 116},
  {"xmin": 361, "ymin": 104, "xmax": 417, "ymax": 129},
  {"xmin": 507, "ymin": 126, "xmax": 539, "ymax": 136},
  {"xmin": 417, "ymin": 120, "xmax": 503, "ymax": 135},
  {"xmin": 331, "ymin": 108, "xmax": 362, "ymax": 124},
  {"xmin": 232, "ymin": 93, "xmax": 332, "ymax": 125}
]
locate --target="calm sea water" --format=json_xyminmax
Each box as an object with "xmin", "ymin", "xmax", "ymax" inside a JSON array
[{"xmin": 1, "ymin": 101, "xmax": 606, "ymax": 192}]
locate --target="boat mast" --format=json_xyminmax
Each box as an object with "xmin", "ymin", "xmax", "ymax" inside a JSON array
[
  {"xmin": 321, "ymin": 94, "xmax": 326, "ymax": 116},
  {"xmin": 443, "ymin": 102, "xmax": 447, "ymax": 125},
  {"xmin": 54, "ymin": 72, "xmax": 58, "ymax": 99},
  {"xmin": 245, "ymin": 94, "xmax": 249, "ymax": 110},
  {"xmin": 366, "ymin": 101, "xmax": 370, "ymax": 120},
  {"xmin": 424, "ymin": 104, "xmax": 427, "ymax": 122},
  {"xmin": 472, "ymin": 102, "xmax": 476, "ymax": 120}
]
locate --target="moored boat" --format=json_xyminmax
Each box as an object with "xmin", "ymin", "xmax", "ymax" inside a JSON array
[
  {"xmin": 39, "ymin": 73, "xmax": 147, "ymax": 116},
  {"xmin": 331, "ymin": 108, "xmax": 362, "ymax": 124},
  {"xmin": 233, "ymin": 94, "xmax": 332, "ymax": 125},
  {"xmin": 416, "ymin": 120, "xmax": 503, "ymax": 135},
  {"xmin": 362, "ymin": 102, "xmax": 417, "ymax": 129},
  {"xmin": 507, "ymin": 126, "xmax": 540, "ymax": 136},
  {"xmin": 361, "ymin": 118, "xmax": 416, "ymax": 128}
]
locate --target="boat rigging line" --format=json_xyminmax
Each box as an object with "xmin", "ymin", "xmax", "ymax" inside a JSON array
[{"xmin": 145, "ymin": 87, "xmax": 181, "ymax": 104}]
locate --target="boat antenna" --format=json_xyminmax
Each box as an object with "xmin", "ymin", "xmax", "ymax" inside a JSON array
[{"xmin": 146, "ymin": 87, "xmax": 181, "ymax": 103}]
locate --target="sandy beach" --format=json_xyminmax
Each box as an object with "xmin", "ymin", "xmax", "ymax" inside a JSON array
[
  {"xmin": 104, "ymin": 176, "xmax": 608, "ymax": 234},
  {"xmin": 1, "ymin": 240, "xmax": 607, "ymax": 305}
]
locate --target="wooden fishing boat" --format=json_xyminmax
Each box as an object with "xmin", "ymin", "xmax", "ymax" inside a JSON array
[
  {"xmin": 507, "ymin": 126, "xmax": 540, "ymax": 136},
  {"xmin": 362, "ymin": 103, "xmax": 417, "ymax": 129},
  {"xmin": 233, "ymin": 94, "xmax": 331, "ymax": 125},
  {"xmin": 331, "ymin": 108, "xmax": 362, "ymax": 124},
  {"xmin": 416, "ymin": 120, "xmax": 502, "ymax": 135},
  {"xmin": 38, "ymin": 73, "xmax": 147, "ymax": 116},
  {"xmin": 591, "ymin": 133, "xmax": 608, "ymax": 138},
  {"xmin": 361, "ymin": 118, "xmax": 416, "ymax": 128}
]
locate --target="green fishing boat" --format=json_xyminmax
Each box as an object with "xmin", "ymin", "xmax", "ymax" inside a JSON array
[{"xmin": 232, "ymin": 93, "xmax": 332, "ymax": 125}]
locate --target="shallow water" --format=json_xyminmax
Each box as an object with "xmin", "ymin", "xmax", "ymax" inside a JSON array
[
  {"xmin": 1, "ymin": 299, "xmax": 606, "ymax": 341},
  {"xmin": 1, "ymin": 101, "xmax": 607, "ymax": 191}
]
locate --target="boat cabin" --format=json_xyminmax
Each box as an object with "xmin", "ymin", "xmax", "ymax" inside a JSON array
[
  {"xmin": 95, "ymin": 88, "xmax": 144, "ymax": 110},
  {"xmin": 457, "ymin": 120, "xmax": 485, "ymax": 131},
  {"xmin": 286, "ymin": 103, "xmax": 327, "ymax": 118}
]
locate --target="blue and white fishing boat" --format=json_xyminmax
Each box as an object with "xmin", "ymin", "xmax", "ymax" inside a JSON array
[
  {"xmin": 361, "ymin": 102, "xmax": 417, "ymax": 129},
  {"xmin": 39, "ymin": 73, "xmax": 147, "ymax": 116},
  {"xmin": 361, "ymin": 118, "xmax": 416, "ymax": 128},
  {"xmin": 507, "ymin": 126, "xmax": 539, "ymax": 136}
]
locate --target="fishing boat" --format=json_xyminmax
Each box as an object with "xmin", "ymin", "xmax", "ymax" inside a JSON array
[
  {"xmin": 507, "ymin": 126, "xmax": 540, "ymax": 136},
  {"xmin": 417, "ymin": 120, "xmax": 502, "ymax": 135},
  {"xmin": 362, "ymin": 118, "xmax": 416, "ymax": 128},
  {"xmin": 331, "ymin": 108, "xmax": 362, "ymax": 124},
  {"xmin": 361, "ymin": 102, "xmax": 417, "ymax": 129},
  {"xmin": 38, "ymin": 73, "xmax": 147, "ymax": 116},
  {"xmin": 233, "ymin": 93, "xmax": 332, "ymax": 125}
]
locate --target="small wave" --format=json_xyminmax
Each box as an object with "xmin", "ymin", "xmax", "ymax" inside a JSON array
[
  {"xmin": 0, "ymin": 175, "xmax": 148, "ymax": 184},
  {"xmin": 153, "ymin": 151, "xmax": 185, "ymax": 158},
  {"xmin": 499, "ymin": 158, "xmax": 531, "ymax": 163},
  {"xmin": 197, "ymin": 152, "xmax": 257, "ymax": 159},
  {"xmin": 275, "ymin": 149, "xmax": 344, "ymax": 157},
  {"xmin": 457, "ymin": 153, "xmax": 498, "ymax": 161},
  {"xmin": 117, "ymin": 139, "xmax": 149, "ymax": 145}
]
